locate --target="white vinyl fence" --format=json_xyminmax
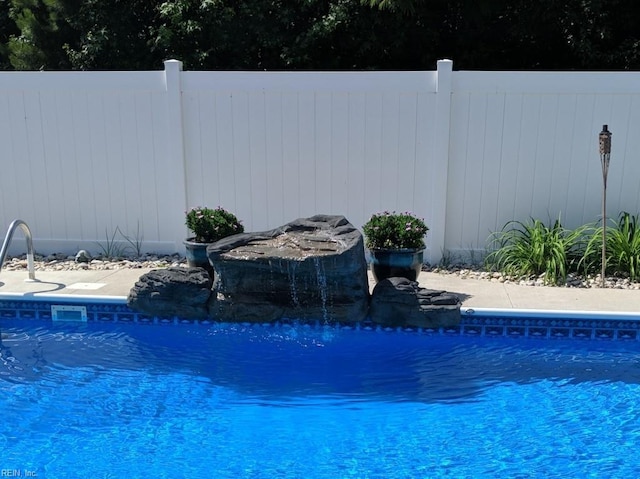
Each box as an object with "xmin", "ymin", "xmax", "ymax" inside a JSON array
[{"xmin": 2, "ymin": 60, "xmax": 640, "ymax": 264}]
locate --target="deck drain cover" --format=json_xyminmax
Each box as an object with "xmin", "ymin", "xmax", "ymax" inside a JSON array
[{"xmin": 67, "ymin": 282, "xmax": 106, "ymax": 290}]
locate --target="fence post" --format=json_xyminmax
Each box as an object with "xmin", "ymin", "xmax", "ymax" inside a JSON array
[
  {"xmin": 428, "ymin": 59, "xmax": 453, "ymax": 265},
  {"xmin": 164, "ymin": 59, "xmax": 188, "ymax": 249}
]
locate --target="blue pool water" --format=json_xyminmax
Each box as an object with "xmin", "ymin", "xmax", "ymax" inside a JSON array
[{"xmin": 1, "ymin": 318, "xmax": 640, "ymax": 478}]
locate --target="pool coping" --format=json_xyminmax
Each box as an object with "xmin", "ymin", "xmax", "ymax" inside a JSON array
[
  {"xmin": 0, "ymin": 291, "xmax": 127, "ymax": 304},
  {"xmin": 1, "ymin": 290, "xmax": 639, "ymax": 320},
  {"xmin": 462, "ymin": 307, "xmax": 640, "ymax": 321}
]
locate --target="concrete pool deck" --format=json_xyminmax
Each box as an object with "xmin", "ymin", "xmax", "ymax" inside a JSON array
[{"xmin": 0, "ymin": 268, "xmax": 639, "ymax": 314}]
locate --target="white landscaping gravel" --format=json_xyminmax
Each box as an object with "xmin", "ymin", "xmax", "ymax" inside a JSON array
[
  {"xmin": 2, "ymin": 253, "xmax": 187, "ymax": 272},
  {"xmin": 424, "ymin": 264, "xmax": 640, "ymax": 290}
]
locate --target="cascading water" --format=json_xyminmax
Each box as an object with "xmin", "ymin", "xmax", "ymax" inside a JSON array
[
  {"xmin": 287, "ymin": 261, "xmax": 300, "ymax": 307},
  {"xmin": 313, "ymin": 257, "xmax": 329, "ymax": 323}
]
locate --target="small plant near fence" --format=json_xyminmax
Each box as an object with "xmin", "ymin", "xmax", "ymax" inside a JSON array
[
  {"xmin": 580, "ymin": 212, "xmax": 640, "ymax": 281},
  {"xmin": 95, "ymin": 222, "xmax": 144, "ymax": 259},
  {"xmin": 485, "ymin": 216, "xmax": 590, "ymax": 286},
  {"xmin": 120, "ymin": 221, "xmax": 144, "ymax": 257},
  {"xmin": 96, "ymin": 227, "xmax": 129, "ymax": 259}
]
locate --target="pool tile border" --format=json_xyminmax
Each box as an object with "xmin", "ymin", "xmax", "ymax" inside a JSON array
[{"xmin": 1, "ymin": 298, "xmax": 639, "ymax": 341}]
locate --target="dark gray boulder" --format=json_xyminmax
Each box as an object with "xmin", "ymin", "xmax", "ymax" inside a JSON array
[
  {"xmin": 127, "ymin": 267, "xmax": 213, "ymax": 319},
  {"xmin": 370, "ymin": 277, "xmax": 461, "ymax": 328},
  {"xmin": 207, "ymin": 215, "xmax": 369, "ymax": 323}
]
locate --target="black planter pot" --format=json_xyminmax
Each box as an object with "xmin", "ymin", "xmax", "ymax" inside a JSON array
[
  {"xmin": 183, "ymin": 238, "xmax": 214, "ymax": 278},
  {"xmin": 369, "ymin": 248, "xmax": 424, "ymax": 283}
]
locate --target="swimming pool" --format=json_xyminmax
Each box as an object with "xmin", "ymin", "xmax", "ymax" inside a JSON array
[{"xmin": 1, "ymin": 299, "xmax": 640, "ymax": 478}]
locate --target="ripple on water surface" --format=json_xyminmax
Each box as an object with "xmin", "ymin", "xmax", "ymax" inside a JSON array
[{"xmin": 1, "ymin": 319, "xmax": 640, "ymax": 478}]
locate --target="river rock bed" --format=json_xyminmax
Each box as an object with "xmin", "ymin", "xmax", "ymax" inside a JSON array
[
  {"xmin": 2, "ymin": 253, "xmax": 186, "ymax": 271},
  {"xmin": 424, "ymin": 264, "xmax": 640, "ymax": 290}
]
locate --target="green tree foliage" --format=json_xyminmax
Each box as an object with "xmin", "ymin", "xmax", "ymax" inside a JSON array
[
  {"xmin": 2, "ymin": 0, "xmax": 640, "ymax": 70},
  {"xmin": 7, "ymin": 0, "xmax": 79, "ymax": 70},
  {"xmin": 0, "ymin": 1, "xmax": 19, "ymax": 69},
  {"xmin": 366, "ymin": 0, "xmax": 640, "ymax": 69},
  {"xmin": 152, "ymin": 0, "xmax": 431, "ymax": 70},
  {"xmin": 561, "ymin": 0, "xmax": 640, "ymax": 69},
  {"xmin": 64, "ymin": 0, "xmax": 164, "ymax": 70}
]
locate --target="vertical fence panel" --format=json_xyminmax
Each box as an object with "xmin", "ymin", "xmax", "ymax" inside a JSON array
[
  {"xmin": 512, "ymin": 95, "xmax": 541, "ymax": 222},
  {"xmin": 330, "ymin": 93, "xmax": 349, "ymax": 215},
  {"xmin": 115, "ymin": 91, "xmax": 140, "ymax": 236},
  {"xmin": 182, "ymin": 92, "xmax": 208, "ymax": 209},
  {"xmin": 22, "ymin": 93, "xmax": 52, "ymax": 237},
  {"xmin": 561, "ymin": 96, "xmax": 593, "ymax": 229},
  {"xmin": 493, "ymin": 93, "xmax": 523, "ymax": 232},
  {"xmin": 7, "ymin": 93, "xmax": 37, "ymax": 227},
  {"xmin": 247, "ymin": 92, "xmax": 269, "ymax": 230},
  {"xmin": 314, "ymin": 92, "xmax": 333, "ymax": 216},
  {"xmin": 379, "ymin": 93, "xmax": 401, "ymax": 209},
  {"xmin": 264, "ymin": 92, "xmax": 285, "ymax": 227},
  {"xmin": 547, "ymin": 95, "xmax": 577, "ymax": 224},
  {"xmin": 396, "ymin": 93, "xmax": 418, "ymax": 210},
  {"xmin": 363, "ymin": 93, "xmax": 384, "ymax": 217},
  {"xmin": 618, "ymin": 96, "xmax": 640, "ymax": 213},
  {"xmin": 572, "ymin": 98, "xmax": 597, "ymax": 228},
  {"xmin": 347, "ymin": 92, "xmax": 366, "ymax": 225},
  {"xmin": 39, "ymin": 92, "xmax": 66, "ymax": 238},
  {"xmin": 55, "ymin": 91, "xmax": 86, "ymax": 239},
  {"xmin": 131, "ymin": 92, "xmax": 159, "ymax": 242},
  {"xmin": 530, "ymin": 95, "xmax": 560, "ymax": 221},
  {"xmin": 214, "ymin": 93, "xmax": 238, "ymax": 214},
  {"xmin": 297, "ymin": 93, "xmax": 318, "ymax": 218},
  {"xmin": 0, "ymin": 95, "xmax": 20, "ymax": 230},
  {"xmin": 414, "ymin": 92, "xmax": 437, "ymax": 245},
  {"xmin": 230, "ymin": 92, "xmax": 253, "ymax": 227},
  {"xmin": 73, "ymin": 92, "xmax": 101, "ymax": 239},
  {"xmin": 85, "ymin": 93, "xmax": 111, "ymax": 240},
  {"xmin": 150, "ymin": 91, "xmax": 177, "ymax": 245},
  {"xmin": 446, "ymin": 92, "xmax": 470, "ymax": 249},
  {"xmin": 475, "ymin": 93, "xmax": 505, "ymax": 250},
  {"xmin": 281, "ymin": 93, "xmax": 302, "ymax": 222},
  {"xmin": 459, "ymin": 93, "xmax": 488, "ymax": 249}
]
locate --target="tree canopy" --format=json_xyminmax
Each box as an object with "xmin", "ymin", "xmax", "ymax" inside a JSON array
[{"xmin": 1, "ymin": 0, "xmax": 640, "ymax": 71}]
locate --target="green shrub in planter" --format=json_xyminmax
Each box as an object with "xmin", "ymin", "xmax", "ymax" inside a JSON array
[
  {"xmin": 363, "ymin": 211, "xmax": 429, "ymax": 250},
  {"xmin": 185, "ymin": 206, "xmax": 244, "ymax": 243}
]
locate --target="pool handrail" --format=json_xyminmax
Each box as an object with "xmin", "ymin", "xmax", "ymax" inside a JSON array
[{"xmin": 0, "ymin": 219, "xmax": 36, "ymax": 281}]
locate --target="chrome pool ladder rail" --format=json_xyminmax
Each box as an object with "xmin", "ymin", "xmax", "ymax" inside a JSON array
[{"xmin": 0, "ymin": 219, "xmax": 36, "ymax": 281}]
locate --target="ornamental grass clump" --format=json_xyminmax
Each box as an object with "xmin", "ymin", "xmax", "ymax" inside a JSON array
[
  {"xmin": 363, "ymin": 211, "xmax": 429, "ymax": 250},
  {"xmin": 581, "ymin": 212, "xmax": 640, "ymax": 281},
  {"xmin": 185, "ymin": 206, "xmax": 244, "ymax": 243},
  {"xmin": 485, "ymin": 217, "xmax": 588, "ymax": 285}
]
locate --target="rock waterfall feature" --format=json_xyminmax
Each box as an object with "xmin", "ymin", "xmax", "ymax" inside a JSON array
[{"xmin": 206, "ymin": 215, "xmax": 370, "ymax": 323}]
